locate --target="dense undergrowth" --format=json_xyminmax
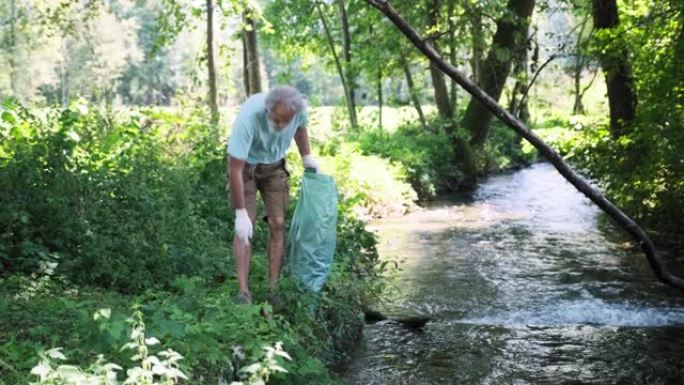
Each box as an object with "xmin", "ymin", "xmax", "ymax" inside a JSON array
[
  {"xmin": 0, "ymin": 97, "xmax": 548, "ymax": 384},
  {"xmin": 0, "ymin": 99, "xmax": 388, "ymax": 384}
]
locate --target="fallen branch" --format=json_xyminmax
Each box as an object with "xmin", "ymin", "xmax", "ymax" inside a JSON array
[{"xmin": 365, "ymin": 0, "xmax": 684, "ymax": 290}]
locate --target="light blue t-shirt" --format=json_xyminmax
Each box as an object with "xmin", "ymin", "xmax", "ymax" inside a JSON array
[{"xmin": 227, "ymin": 92, "xmax": 307, "ymax": 164}]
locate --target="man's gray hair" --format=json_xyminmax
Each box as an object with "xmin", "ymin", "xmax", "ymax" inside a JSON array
[{"xmin": 265, "ymin": 86, "xmax": 306, "ymax": 114}]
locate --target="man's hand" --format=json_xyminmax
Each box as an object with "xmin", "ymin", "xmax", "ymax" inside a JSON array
[
  {"xmin": 234, "ymin": 208, "xmax": 253, "ymax": 242},
  {"xmin": 302, "ymin": 154, "xmax": 320, "ymax": 173}
]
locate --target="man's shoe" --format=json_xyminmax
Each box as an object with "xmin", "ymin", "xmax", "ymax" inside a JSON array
[
  {"xmin": 266, "ymin": 290, "xmax": 285, "ymax": 311},
  {"xmin": 233, "ymin": 291, "xmax": 252, "ymax": 304}
]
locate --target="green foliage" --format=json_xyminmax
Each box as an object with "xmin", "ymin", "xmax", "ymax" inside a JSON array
[
  {"xmin": 353, "ymin": 119, "xmax": 533, "ymax": 200},
  {"xmin": 0, "ymin": 99, "xmax": 391, "ymax": 384},
  {"xmin": 542, "ymin": 0, "xmax": 684, "ymax": 248},
  {"xmin": 355, "ymin": 124, "xmax": 458, "ymax": 199},
  {"xmin": 30, "ymin": 307, "xmax": 189, "ymax": 385},
  {"xmin": 319, "ymin": 141, "xmax": 417, "ymax": 217},
  {"xmin": 0, "ymin": 99, "xmax": 233, "ymax": 292},
  {"xmin": 480, "ymin": 120, "xmax": 536, "ymax": 173}
]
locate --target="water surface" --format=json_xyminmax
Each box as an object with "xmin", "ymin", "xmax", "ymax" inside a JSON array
[{"xmin": 342, "ymin": 163, "xmax": 684, "ymax": 385}]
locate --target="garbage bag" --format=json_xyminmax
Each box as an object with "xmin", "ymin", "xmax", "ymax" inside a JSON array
[{"xmin": 287, "ymin": 171, "xmax": 338, "ymax": 292}]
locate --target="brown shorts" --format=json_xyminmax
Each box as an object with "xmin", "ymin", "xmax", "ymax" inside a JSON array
[{"xmin": 240, "ymin": 159, "xmax": 290, "ymax": 222}]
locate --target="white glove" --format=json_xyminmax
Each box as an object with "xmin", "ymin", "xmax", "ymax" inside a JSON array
[
  {"xmin": 302, "ymin": 154, "xmax": 320, "ymax": 173},
  {"xmin": 234, "ymin": 208, "xmax": 253, "ymax": 243}
]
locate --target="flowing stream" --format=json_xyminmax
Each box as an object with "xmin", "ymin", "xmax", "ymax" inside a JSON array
[{"xmin": 341, "ymin": 163, "xmax": 684, "ymax": 385}]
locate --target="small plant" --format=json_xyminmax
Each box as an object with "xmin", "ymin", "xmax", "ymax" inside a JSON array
[
  {"xmin": 30, "ymin": 307, "xmax": 188, "ymax": 385},
  {"xmin": 230, "ymin": 342, "xmax": 291, "ymax": 385}
]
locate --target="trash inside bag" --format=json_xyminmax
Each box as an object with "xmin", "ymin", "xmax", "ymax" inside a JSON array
[{"xmin": 287, "ymin": 170, "xmax": 338, "ymax": 292}]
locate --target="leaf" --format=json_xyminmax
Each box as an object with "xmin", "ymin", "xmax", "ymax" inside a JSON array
[
  {"xmin": 94, "ymin": 308, "xmax": 112, "ymax": 321},
  {"xmin": 1, "ymin": 111, "xmax": 15, "ymax": 124},
  {"xmin": 46, "ymin": 348, "xmax": 67, "ymax": 360},
  {"xmin": 30, "ymin": 362, "xmax": 51, "ymax": 378}
]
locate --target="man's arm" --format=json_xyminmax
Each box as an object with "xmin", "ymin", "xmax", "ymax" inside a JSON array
[
  {"xmin": 229, "ymin": 156, "xmax": 247, "ymax": 209},
  {"xmin": 228, "ymin": 155, "xmax": 253, "ymax": 242},
  {"xmin": 295, "ymin": 126, "xmax": 320, "ymax": 172},
  {"xmin": 294, "ymin": 125, "xmax": 311, "ymax": 157}
]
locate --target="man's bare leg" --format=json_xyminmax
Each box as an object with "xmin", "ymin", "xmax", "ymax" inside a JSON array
[
  {"xmin": 267, "ymin": 216, "xmax": 286, "ymax": 289},
  {"xmin": 234, "ymin": 236, "xmax": 252, "ymax": 294}
]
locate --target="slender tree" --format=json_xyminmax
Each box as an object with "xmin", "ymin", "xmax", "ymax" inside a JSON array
[
  {"xmin": 400, "ymin": 55, "xmax": 428, "ymax": 131},
  {"xmin": 206, "ymin": 0, "xmax": 219, "ymax": 126},
  {"xmin": 592, "ymin": 0, "xmax": 636, "ymax": 138},
  {"xmin": 426, "ymin": 0, "xmax": 453, "ymax": 121},
  {"xmin": 242, "ymin": 5, "xmax": 262, "ymax": 96},
  {"xmin": 315, "ymin": 2, "xmax": 356, "ymax": 128},
  {"xmin": 337, "ymin": 0, "xmax": 358, "ymax": 128}
]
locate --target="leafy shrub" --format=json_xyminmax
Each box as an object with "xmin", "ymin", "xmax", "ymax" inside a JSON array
[
  {"xmin": 354, "ymin": 124, "xmax": 460, "ymax": 200},
  {"xmin": 318, "ymin": 141, "xmax": 417, "ymax": 217},
  {"xmin": 0, "ymin": 99, "xmax": 389, "ymax": 385},
  {"xmin": 353, "ymin": 120, "xmax": 533, "ymax": 200},
  {"xmin": 0, "ymin": 99, "xmax": 235, "ymax": 292}
]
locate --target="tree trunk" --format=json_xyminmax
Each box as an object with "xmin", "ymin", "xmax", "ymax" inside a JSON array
[
  {"xmin": 572, "ymin": 57, "xmax": 585, "ymax": 115},
  {"xmin": 447, "ymin": 0, "xmax": 458, "ymax": 113},
  {"xmin": 377, "ymin": 68, "xmax": 383, "ymax": 130},
  {"xmin": 338, "ymin": 0, "xmax": 358, "ymax": 129},
  {"xmin": 242, "ymin": 32, "xmax": 250, "ymax": 96},
  {"xmin": 206, "ymin": 0, "xmax": 219, "ymax": 126},
  {"xmin": 572, "ymin": 16, "xmax": 589, "ymax": 115},
  {"xmin": 243, "ymin": 7, "xmax": 262, "ymax": 96},
  {"xmin": 426, "ymin": 0, "xmax": 476, "ymax": 187},
  {"xmin": 461, "ymin": 0, "xmax": 536, "ymax": 147},
  {"xmin": 316, "ymin": 3, "xmax": 357, "ymax": 129},
  {"xmin": 508, "ymin": 47, "xmax": 530, "ymax": 122},
  {"xmin": 8, "ymin": 0, "xmax": 19, "ymax": 98},
  {"xmin": 467, "ymin": 3, "xmax": 485, "ymax": 85},
  {"xmin": 426, "ymin": 0, "xmax": 453, "ymax": 120},
  {"xmin": 592, "ymin": 0, "xmax": 636, "ymax": 138},
  {"xmin": 400, "ymin": 56, "xmax": 428, "ymax": 131},
  {"xmin": 366, "ymin": 0, "xmax": 684, "ymax": 291}
]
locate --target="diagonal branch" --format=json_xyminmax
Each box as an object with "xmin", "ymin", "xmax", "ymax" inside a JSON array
[{"xmin": 365, "ymin": 0, "xmax": 684, "ymax": 290}]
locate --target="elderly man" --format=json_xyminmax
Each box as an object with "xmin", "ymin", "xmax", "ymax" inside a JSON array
[{"xmin": 226, "ymin": 86, "xmax": 319, "ymax": 304}]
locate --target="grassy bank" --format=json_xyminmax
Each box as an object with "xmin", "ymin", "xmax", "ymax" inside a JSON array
[
  {"xmin": 0, "ymin": 98, "xmax": 543, "ymax": 383},
  {"xmin": 0, "ymin": 100, "xmax": 408, "ymax": 384}
]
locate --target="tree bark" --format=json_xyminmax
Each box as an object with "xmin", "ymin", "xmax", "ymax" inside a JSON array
[
  {"xmin": 243, "ymin": 7, "xmax": 262, "ymax": 96},
  {"xmin": 366, "ymin": 0, "xmax": 684, "ymax": 290},
  {"xmin": 426, "ymin": 0, "xmax": 453, "ymax": 120},
  {"xmin": 592, "ymin": 0, "xmax": 636, "ymax": 138},
  {"xmin": 461, "ymin": 0, "xmax": 536, "ymax": 147},
  {"xmin": 400, "ymin": 55, "xmax": 428, "ymax": 131},
  {"xmin": 206, "ymin": 0, "xmax": 219, "ymax": 126}
]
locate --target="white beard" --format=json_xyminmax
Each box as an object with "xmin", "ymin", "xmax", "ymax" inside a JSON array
[{"xmin": 267, "ymin": 118, "xmax": 285, "ymax": 135}]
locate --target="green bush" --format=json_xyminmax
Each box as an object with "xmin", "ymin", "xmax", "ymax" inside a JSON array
[
  {"xmin": 353, "ymin": 120, "xmax": 533, "ymax": 200},
  {"xmin": 0, "ymin": 99, "xmax": 233, "ymax": 292},
  {"xmin": 0, "ymin": 99, "xmax": 390, "ymax": 384},
  {"xmin": 355, "ymin": 124, "xmax": 459, "ymax": 200}
]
